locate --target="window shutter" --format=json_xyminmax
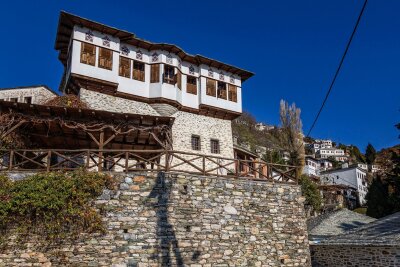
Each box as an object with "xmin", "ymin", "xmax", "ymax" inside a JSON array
[{"xmin": 151, "ymin": 64, "xmax": 160, "ymax": 83}]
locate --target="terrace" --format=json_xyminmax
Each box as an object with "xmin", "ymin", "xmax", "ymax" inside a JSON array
[{"xmin": 0, "ymin": 100, "xmax": 298, "ymax": 183}]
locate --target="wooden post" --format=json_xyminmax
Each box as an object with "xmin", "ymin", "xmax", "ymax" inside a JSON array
[
  {"xmin": 165, "ymin": 150, "xmax": 170, "ymax": 172},
  {"xmin": 8, "ymin": 150, "xmax": 14, "ymax": 171},
  {"xmin": 98, "ymin": 131, "xmax": 104, "ymax": 172},
  {"xmin": 86, "ymin": 150, "xmax": 90, "ymax": 171},
  {"xmin": 125, "ymin": 152, "xmax": 129, "ymax": 173},
  {"xmin": 202, "ymin": 155, "xmax": 206, "ymax": 175},
  {"xmin": 46, "ymin": 150, "xmax": 51, "ymax": 172}
]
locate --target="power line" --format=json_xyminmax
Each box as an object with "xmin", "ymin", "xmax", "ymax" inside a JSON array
[{"xmin": 305, "ymin": 0, "xmax": 368, "ymax": 138}]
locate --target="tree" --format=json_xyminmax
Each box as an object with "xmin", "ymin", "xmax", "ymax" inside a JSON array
[
  {"xmin": 299, "ymin": 175, "xmax": 322, "ymax": 213},
  {"xmin": 366, "ymin": 176, "xmax": 390, "ymax": 218},
  {"xmin": 276, "ymin": 100, "xmax": 305, "ymax": 176},
  {"xmin": 365, "ymin": 143, "xmax": 377, "ymax": 165}
]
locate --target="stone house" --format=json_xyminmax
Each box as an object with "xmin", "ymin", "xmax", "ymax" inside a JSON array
[
  {"xmin": 55, "ymin": 11, "xmax": 253, "ymax": 167},
  {"xmin": 0, "ymin": 85, "xmax": 56, "ymax": 104},
  {"xmin": 311, "ymin": 211, "xmax": 400, "ymax": 267}
]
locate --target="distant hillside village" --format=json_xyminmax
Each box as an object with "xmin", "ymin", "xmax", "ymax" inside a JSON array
[{"xmin": 232, "ymin": 114, "xmax": 382, "ymax": 212}]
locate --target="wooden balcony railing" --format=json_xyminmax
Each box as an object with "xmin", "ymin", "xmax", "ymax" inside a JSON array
[{"xmin": 0, "ymin": 149, "xmax": 298, "ymax": 184}]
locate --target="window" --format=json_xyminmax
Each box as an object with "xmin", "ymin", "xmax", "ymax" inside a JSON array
[
  {"xmin": 24, "ymin": 97, "xmax": 32, "ymax": 104},
  {"xmin": 228, "ymin": 84, "xmax": 237, "ymax": 102},
  {"xmin": 10, "ymin": 98, "xmax": 18, "ymax": 103},
  {"xmin": 163, "ymin": 65, "xmax": 175, "ymax": 84},
  {"xmin": 210, "ymin": 139, "xmax": 220, "ymax": 154},
  {"xmin": 119, "ymin": 56, "xmax": 131, "ymax": 78},
  {"xmin": 191, "ymin": 135, "xmax": 200, "ymax": 150},
  {"xmin": 132, "ymin": 61, "xmax": 145, "ymax": 81},
  {"xmin": 98, "ymin": 47, "xmax": 113, "ymax": 70},
  {"xmin": 217, "ymin": 81, "xmax": 227, "ymax": 99},
  {"xmin": 151, "ymin": 64, "xmax": 160, "ymax": 83},
  {"xmin": 80, "ymin": 42, "xmax": 96, "ymax": 66},
  {"xmin": 206, "ymin": 79, "xmax": 216, "ymax": 96},
  {"xmin": 176, "ymin": 70, "xmax": 182, "ymax": 89},
  {"xmin": 186, "ymin": 76, "xmax": 197, "ymax": 95}
]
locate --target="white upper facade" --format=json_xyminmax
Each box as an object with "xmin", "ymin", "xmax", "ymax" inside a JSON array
[
  {"xmin": 56, "ymin": 12, "xmax": 253, "ymax": 118},
  {"xmin": 321, "ymin": 167, "xmax": 368, "ymax": 205}
]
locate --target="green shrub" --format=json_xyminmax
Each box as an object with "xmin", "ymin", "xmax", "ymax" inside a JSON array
[
  {"xmin": 0, "ymin": 170, "xmax": 114, "ymax": 247},
  {"xmin": 299, "ymin": 175, "xmax": 322, "ymax": 212}
]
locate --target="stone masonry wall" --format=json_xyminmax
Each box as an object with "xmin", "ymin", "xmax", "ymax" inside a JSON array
[
  {"xmin": 311, "ymin": 245, "xmax": 400, "ymax": 267},
  {"xmin": 79, "ymin": 88, "xmax": 159, "ymax": 116},
  {"xmin": 0, "ymin": 86, "xmax": 56, "ymax": 104},
  {"xmin": 0, "ymin": 172, "xmax": 311, "ymax": 267}
]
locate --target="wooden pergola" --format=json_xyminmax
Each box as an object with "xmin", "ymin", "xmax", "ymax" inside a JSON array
[{"xmin": 0, "ymin": 100, "xmax": 174, "ymax": 152}]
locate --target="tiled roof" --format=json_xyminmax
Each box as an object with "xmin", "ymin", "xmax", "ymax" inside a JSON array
[
  {"xmin": 318, "ymin": 211, "xmax": 400, "ymax": 246},
  {"xmin": 308, "ymin": 209, "xmax": 376, "ymax": 241}
]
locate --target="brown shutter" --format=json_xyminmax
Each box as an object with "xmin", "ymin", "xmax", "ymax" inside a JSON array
[
  {"xmin": 206, "ymin": 79, "xmax": 216, "ymax": 96},
  {"xmin": 80, "ymin": 42, "xmax": 96, "ymax": 66},
  {"xmin": 186, "ymin": 76, "xmax": 197, "ymax": 95},
  {"xmin": 98, "ymin": 47, "xmax": 113, "ymax": 70},
  {"xmin": 177, "ymin": 70, "xmax": 182, "ymax": 89},
  {"xmin": 119, "ymin": 56, "xmax": 131, "ymax": 78},
  {"xmin": 228, "ymin": 84, "xmax": 237, "ymax": 102},
  {"xmin": 151, "ymin": 64, "xmax": 160, "ymax": 83}
]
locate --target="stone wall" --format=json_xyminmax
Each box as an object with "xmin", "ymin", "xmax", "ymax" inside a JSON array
[
  {"xmin": 311, "ymin": 245, "xmax": 400, "ymax": 267},
  {"xmin": 0, "ymin": 86, "xmax": 56, "ymax": 104},
  {"xmin": 79, "ymin": 88, "xmax": 159, "ymax": 116},
  {"xmin": 0, "ymin": 172, "xmax": 311, "ymax": 267}
]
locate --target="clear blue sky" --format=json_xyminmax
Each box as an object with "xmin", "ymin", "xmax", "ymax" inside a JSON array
[{"xmin": 0, "ymin": 0, "xmax": 399, "ymax": 151}]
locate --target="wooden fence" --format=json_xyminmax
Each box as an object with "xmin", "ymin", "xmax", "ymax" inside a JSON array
[{"xmin": 0, "ymin": 149, "xmax": 298, "ymax": 183}]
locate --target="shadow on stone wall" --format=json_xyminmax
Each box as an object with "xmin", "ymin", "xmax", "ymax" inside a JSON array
[{"xmin": 147, "ymin": 172, "xmax": 184, "ymax": 266}]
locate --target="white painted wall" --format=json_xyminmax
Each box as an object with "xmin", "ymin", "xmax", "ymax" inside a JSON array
[
  {"xmin": 67, "ymin": 26, "xmax": 244, "ymax": 114},
  {"xmin": 321, "ymin": 167, "xmax": 368, "ymax": 206}
]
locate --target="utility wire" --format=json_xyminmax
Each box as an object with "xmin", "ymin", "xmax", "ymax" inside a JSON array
[{"xmin": 305, "ymin": 0, "xmax": 368, "ymax": 138}]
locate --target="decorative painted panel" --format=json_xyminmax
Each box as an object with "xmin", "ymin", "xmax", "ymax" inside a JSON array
[
  {"xmin": 178, "ymin": 60, "xmax": 182, "ymax": 70},
  {"xmin": 219, "ymin": 71, "xmax": 225, "ymax": 81},
  {"xmin": 102, "ymin": 36, "xmax": 111, "ymax": 47},
  {"xmin": 85, "ymin": 30, "xmax": 94, "ymax": 42},
  {"xmin": 166, "ymin": 53, "xmax": 173, "ymax": 64},
  {"xmin": 152, "ymin": 52, "xmax": 159, "ymax": 62},
  {"xmin": 189, "ymin": 65, "xmax": 195, "ymax": 75},
  {"xmin": 136, "ymin": 50, "xmax": 143, "ymax": 60},
  {"xmin": 229, "ymin": 75, "xmax": 235, "ymax": 84},
  {"xmin": 121, "ymin": 45, "xmax": 129, "ymax": 56},
  {"xmin": 208, "ymin": 68, "xmax": 214, "ymax": 78}
]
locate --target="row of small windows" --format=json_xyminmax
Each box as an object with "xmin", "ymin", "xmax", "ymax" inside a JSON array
[
  {"xmin": 80, "ymin": 43, "xmax": 237, "ymax": 102},
  {"xmin": 191, "ymin": 135, "xmax": 220, "ymax": 154},
  {"xmin": 0, "ymin": 97, "xmax": 32, "ymax": 104}
]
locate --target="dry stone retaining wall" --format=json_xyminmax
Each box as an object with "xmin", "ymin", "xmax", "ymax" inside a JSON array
[
  {"xmin": 0, "ymin": 172, "xmax": 311, "ymax": 266},
  {"xmin": 311, "ymin": 245, "xmax": 400, "ymax": 267}
]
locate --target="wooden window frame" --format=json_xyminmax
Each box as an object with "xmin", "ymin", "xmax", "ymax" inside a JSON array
[
  {"xmin": 98, "ymin": 47, "xmax": 113, "ymax": 70},
  {"xmin": 24, "ymin": 96, "xmax": 32, "ymax": 104},
  {"xmin": 206, "ymin": 78, "xmax": 216, "ymax": 96},
  {"xmin": 228, "ymin": 84, "xmax": 237, "ymax": 102},
  {"xmin": 191, "ymin": 135, "xmax": 201, "ymax": 151},
  {"xmin": 80, "ymin": 42, "xmax": 96, "ymax": 66},
  {"xmin": 186, "ymin": 76, "xmax": 197, "ymax": 95},
  {"xmin": 132, "ymin": 60, "xmax": 145, "ymax": 82},
  {"xmin": 163, "ymin": 64, "xmax": 175, "ymax": 85},
  {"xmin": 210, "ymin": 139, "xmax": 220, "ymax": 154},
  {"xmin": 217, "ymin": 81, "xmax": 227, "ymax": 100},
  {"xmin": 119, "ymin": 56, "xmax": 131, "ymax": 78},
  {"xmin": 150, "ymin": 64, "xmax": 160, "ymax": 83}
]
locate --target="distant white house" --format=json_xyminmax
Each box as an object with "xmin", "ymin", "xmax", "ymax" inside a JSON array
[
  {"xmin": 255, "ymin": 123, "xmax": 275, "ymax": 131},
  {"xmin": 320, "ymin": 165, "xmax": 368, "ymax": 206},
  {"xmin": 303, "ymin": 157, "xmax": 320, "ymax": 177},
  {"xmin": 317, "ymin": 148, "xmax": 345, "ymax": 160}
]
